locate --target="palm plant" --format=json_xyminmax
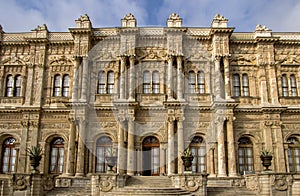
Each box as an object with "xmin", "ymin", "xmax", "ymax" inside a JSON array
[{"xmin": 26, "ymin": 146, "xmax": 43, "ymax": 172}]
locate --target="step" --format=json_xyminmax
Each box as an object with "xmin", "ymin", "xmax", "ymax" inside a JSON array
[
  {"xmin": 207, "ymin": 187, "xmax": 256, "ymax": 196},
  {"xmin": 126, "ymin": 176, "xmax": 173, "ymax": 188},
  {"xmin": 105, "ymin": 187, "xmax": 192, "ymax": 196}
]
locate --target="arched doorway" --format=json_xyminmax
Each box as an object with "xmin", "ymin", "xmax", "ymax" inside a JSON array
[{"xmin": 142, "ymin": 136, "xmax": 160, "ymax": 176}]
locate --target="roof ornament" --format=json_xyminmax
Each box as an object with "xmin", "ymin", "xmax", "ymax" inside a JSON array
[
  {"xmin": 121, "ymin": 13, "xmax": 136, "ymax": 27},
  {"xmin": 167, "ymin": 13, "xmax": 182, "ymax": 27},
  {"xmin": 33, "ymin": 24, "xmax": 48, "ymax": 31},
  {"xmin": 211, "ymin": 14, "xmax": 228, "ymax": 28},
  {"xmin": 123, "ymin": 13, "xmax": 135, "ymax": 20},
  {"xmin": 255, "ymin": 24, "xmax": 270, "ymax": 31},
  {"xmin": 213, "ymin": 14, "xmax": 227, "ymax": 21},
  {"xmin": 75, "ymin": 14, "xmax": 92, "ymax": 28}
]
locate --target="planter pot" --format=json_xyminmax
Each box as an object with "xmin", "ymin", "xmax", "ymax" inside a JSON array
[
  {"xmin": 260, "ymin": 155, "xmax": 272, "ymax": 171},
  {"xmin": 106, "ymin": 156, "xmax": 117, "ymax": 173},
  {"xmin": 30, "ymin": 156, "xmax": 42, "ymax": 173},
  {"xmin": 181, "ymin": 156, "xmax": 194, "ymax": 171}
]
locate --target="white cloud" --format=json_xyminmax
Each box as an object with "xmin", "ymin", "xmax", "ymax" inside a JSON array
[{"xmin": 0, "ymin": 0, "xmax": 300, "ymax": 32}]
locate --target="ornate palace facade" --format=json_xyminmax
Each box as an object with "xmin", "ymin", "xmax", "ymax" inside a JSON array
[{"xmin": 0, "ymin": 13, "xmax": 300, "ymax": 195}]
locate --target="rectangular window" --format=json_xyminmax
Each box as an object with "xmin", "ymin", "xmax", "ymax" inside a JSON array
[{"xmin": 233, "ymin": 74, "xmax": 240, "ymax": 96}]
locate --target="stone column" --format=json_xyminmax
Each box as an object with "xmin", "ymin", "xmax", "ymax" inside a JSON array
[
  {"xmin": 208, "ymin": 146, "xmax": 216, "ymax": 177},
  {"xmin": 177, "ymin": 116, "xmax": 184, "ymax": 174},
  {"xmin": 75, "ymin": 119, "xmax": 85, "ymax": 176},
  {"xmin": 214, "ymin": 56, "xmax": 222, "ymax": 100},
  {"xmin": 177, "ymin": 56, "xmax": 183, "ymax": 100},
  {"xmin": 129, "ymin": 56, "xmax": 135, "ymax": 101},
  {"xmin": 31, "ymin": 174, "xmax": 43, "ymax": 196},
  {"xmin": 273, "ymin": 121, "xmax": 286, "ymax": 172},
  {"xmin": 117, "ymin": 117, "xmax": 126, "ymax": 174},
  {"xmin": 136, "ymin": 146, "xmax": 142, "ymax": 175},
  {"xmin": 25, "ymin": 64, "xmax": 34, "ymax": 105},
  {"xmin": 167, "ymin": 116, "xmax": 175, "ymax": 175},
  {"xmin": 72, "ymin": 57, "xmax": 80, "ymax": 101},
  {"xmin": 216, "ymin": 116, "xmax": 226, "ymax": 177},
  {"xmin": 127, "ymin": 115, "xmax": 135, "ymax": 175},
  {"xmin": 80, "ymin": 57, "xmax": 88, "ymax": 101},
  {"xmin": 167, "ymin": 55, "xmax": 174, "ymax": 100},
  {"xmin": 223, "ymin": 56, "xmax": 231, "ymax": 99},
  {"xmin": 66, "ymin": 119, "xmax": 76, "ymax": 176},
  {"xmin": 226, "ymin": 116, "xmax": 237, "ymax": 177},
  {"xmin": 120, "ymin": 56, "xmax": 126, "ymax": 100},
  {"xmin": 160, "ymin": 144, "xmax": 166, "ymax": 175}
]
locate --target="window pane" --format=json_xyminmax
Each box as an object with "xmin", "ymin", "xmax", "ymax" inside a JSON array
[
  {"xmin": 242, "ymin": 74, "xmax": 249, "ymax": 96},
  {"xmin": 233, "ymin": 74, "xmax": 240, "ymax": 96},
  {"xmin": 98, "ymin": 71, "xmax": 105, "ymax": 94},
  {"xmin": 50, "ymin": 137, "xmax": 64, "ymax": 173},
  {"xmin": 53, "ymin": 75, "xmax": 61, "ymax": 96},
  {"xmin": 107, "ymin": 71, "xmax": 114, "ymax": 94},
  {"xmin": 62, "ymin": 75, "xmax": 70, "ymax": 97},
  {"xmin": 189, "ymin": 71, "xmax": 195, "ymax": 93},
  {"xmin": 6, "ymin": 75, "xmax": 14, "ymax": 97},
  {"xmin": 290, "ymin": 75, "xmax": 297, "ymax": 96},
  {"xmin": 282, "ymin": 75, "xmax": 288, "ymax": 97},
  {"xmin": 15, "ymin": 75, "xmax": 22, "ymax": 97}
]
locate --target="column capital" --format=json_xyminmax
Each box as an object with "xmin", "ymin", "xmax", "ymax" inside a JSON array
[
  {"xmin": 176, "ymin": 116, "xmax": 185, "ymax": 122},
  {"xmin": 167, "ymin": 55, "xmax": 174, "ymax": 62},
  {"xmin": 176, "ymin": 55, "xmax": 183, "ymax": 61},
  {"xmin": 214, "ymin": 55, "xmax": 222, "ymax": 62},
  {"xmin": 167, "ymin": 115, "xmax": 176, "ymax": 123},
  {"xmin": 120, "ymin": 55, "xmax": 128, "ymax": 62},
  {"xmin": 129, "ymin": 55, "xmax": 135, "ymax": 63}
]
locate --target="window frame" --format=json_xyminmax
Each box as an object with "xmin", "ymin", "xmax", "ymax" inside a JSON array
[
  {"xmin": 190, "ymin": 136, "xmax": 206, "ymax": 173},
  {"xmin": 49, "ymin": 137, "xmax": 65, "ymax": 174},
  {"xmin": 143, "ymin": 71, "xmax": 151, "ymax": 94},
  {"xmin": 95, "ymin": 136, "xmax": 113, "ymax": 173},
  {"xmin": 197, "ymin": 71, "xmax": 205, "ymax": 94},
  {"xmin": 233, "ymin": 74, "xmax": 241, "ymax": 97},
  {"xmin": 1, "ymin": 137, "xmax": 17, "ymax": 173},
  {"xmin": 287, "ymin": 137, "xmax": 300, "ymax": 173},
  {"xmin": 53, "ymin": 74, "xmax": 61, "ymax": 97},
  {"xmin": 238, "ymin": 137, "xmax": 254, "ymax": 175},
  {"xmin": 62, "ymin": 75, "xmax": 70, "ymax": 97}
]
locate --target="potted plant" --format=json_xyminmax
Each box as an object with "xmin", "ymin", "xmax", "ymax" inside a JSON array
[
  {"xmin": 181, "ymin": 147, "xmax": 194, "ymax": 172},
  {"xmin": 105, "ymin": 148, "xmax": 117, "ymax": 173},
  {"xmin": 260, "ymin": 149, "xmax": 272, "ymax": 171},
  {"xmin": 26, "ymin": 146, "xmax": 43, "ymax": 173}
]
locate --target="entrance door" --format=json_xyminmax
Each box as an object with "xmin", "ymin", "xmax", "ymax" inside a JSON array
[{"xmin": 142, "ymin": 136, "xmax": 160, "ymax": 176}]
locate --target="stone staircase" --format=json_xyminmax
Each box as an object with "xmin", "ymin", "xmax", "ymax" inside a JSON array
[
  {"xmin": 46, "ymin": 178, "xmax": 91, "ymax": 196},
  {"xmin": 207, "ymin": 187, "xmax": 256, "ymax": 196},
  {"xmin": 105, "ymin": 176, "xmax": 192, "ymax": 196}
]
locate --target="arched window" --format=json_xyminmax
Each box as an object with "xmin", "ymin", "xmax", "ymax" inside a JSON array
[
  {"xmin": 152, "ymin": 71, "xmax": 160, "ymax": 94},
  {"xmin": 95, "ymin": 136, "xmax": 113, "ymax": 173},
  {"xmin": 233, "ymin": 74, "xmax": 240, "ymax": 97},
  {"xmin": 62, "ymin": 75, "xmax": 70, "ymax": 97},
  {"xmin": 1, "ymin": 137, "xmax": 16, "ymax": 173},
  {"xmin": 242, "ymin": 74, "xmax": 249, "ymax": 96},
  {"xmin": 143, "ymin": 71, "xmax": 151, "ymax": 94},
  {"xmin": 97, "ymin": 71, "xmax": 105, "ymax": 94},
  {"xmin": 5, "ymin": 75, "xmax": 14, "ymax": 97},
  {"xmin": 15, "ymin": 75, "xmax": 22, "ymax": 97},
  {"xmin": 238, "ymin": 137, "xmax": 254, "ymax": 175},
  {"xmin": 107, "ymin": 71, "xmax": 114, "ymax": 94},
  {"xmin": 282, "ymin": 74, "xmax": 288, "ymax": 97},
  {"xmin": 189, "ymin": 71, "xmax": 195, "ymax": 93},
  {"xmin": 49, "ymin": 137, "xmax": 64, "ymax": 174},
  {"xmin": 287, "ymin": 137, "xmax": 300, "ymax": 172},
  {"xmin": 53, "ymin": 75, "xmax": 61, "ymax": 97},
  {"xmin": 197, "ymin": 71, "xmax": 205, "ymax": 94},
  {"xmin": 190, "ymin": 136, "xmax": 206, "ymax": 173},
  {"xmin": 290, "ymin": 75, "xmax": 297, "ymax": 96}
]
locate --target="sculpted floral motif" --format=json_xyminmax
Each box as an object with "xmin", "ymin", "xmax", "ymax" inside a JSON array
[
  {"xmin": 270, "ymin": 175, "xmax": 293, "ymax": 191},
  {"xmin": 99, "ymin": 176, "xmax": 116, "ymax": 192},
  {"xmin": 180, "ymin": 176, "xmax": 202, "ymax": 192},
  {"xmin": 55, "ymin": 177, "xmax": 71, "ymax": 188},
  {"xmin": 43, "ymin": 175, "xmax": 55, "ymax": 191},
  {"xmin": 13, "ymin": 174, "xmax": 31, "ymax": 191},
  {"xmin": 245, "ymin": 175, "xmax": 260, "ymax": 192}
]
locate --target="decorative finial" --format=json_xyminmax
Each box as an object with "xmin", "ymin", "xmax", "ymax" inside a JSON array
[{"xmin": 255, "ymin": 24, "xmax": 270, "ymax": 31}]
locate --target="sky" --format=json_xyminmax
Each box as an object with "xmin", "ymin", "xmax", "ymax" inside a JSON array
[{"xmin": 0, "ymin": 0, "xmax": 300, "ymax": 32}]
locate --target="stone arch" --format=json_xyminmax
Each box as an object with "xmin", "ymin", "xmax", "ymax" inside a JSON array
[
  {"xmin": 284, "ymin": 132, "xmax": 300, "ymax": 143},
  {"xmin": 42, "ymin": 133, "xmax": 68, "ymax": 175},
  {"xmin": 0, "ymin": 133, "xmax": 20, "ymax": 173},
  {"xmin": 140, "ymin": 132, "xmax": 163, "ymax": 144}
]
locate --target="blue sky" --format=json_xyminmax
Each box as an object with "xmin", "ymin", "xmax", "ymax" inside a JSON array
[{"xmin": 0, "ymin": 0, "xmax": 300, "ymax": 32}]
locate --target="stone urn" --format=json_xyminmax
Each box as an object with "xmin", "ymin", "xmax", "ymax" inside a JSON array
[
  {"xmin": 106, "ymin": 156, "xmax": 117, "ymax": 173},
  {"xmin": 260, "ymin": 155, "xmax": 272, "ymax": 171},
  {"xmin": 260, "ymin": 149, "xmax": 272, "ymax": 171},
  {"xmin": 181, "ymin": 156, "xmax": 194, "ymax": 171}
]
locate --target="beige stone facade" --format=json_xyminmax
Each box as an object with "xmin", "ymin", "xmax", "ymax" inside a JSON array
[{"xmin": 0, "ymin": 13, "xmax": 300, "ymax": 195}]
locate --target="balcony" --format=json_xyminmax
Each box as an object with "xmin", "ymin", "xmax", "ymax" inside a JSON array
[
  {"xmin": 137, "ymin": 94, "xmax": 166, "ymax": 106},
  {"xmin": 185, "ymin": 94, "xmax": 212, "ymax": 106},
  {"xmin": 279, "ymin": 96, "xmax": 300, "ymax": 105},
  {"xmin": 94, "ymin": 94, "xmax": 117, "ymax": 106},
  {"xmin": 0, "ymin": 96, "xmax": 24, "ymax": 105},
  {"xmin": 232, "ymin": 96, "xmax": 261, "ymax": 105}
]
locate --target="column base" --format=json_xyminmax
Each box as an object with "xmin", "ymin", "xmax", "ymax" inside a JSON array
[
  {"xmin": 126, "ymin": 172, "xmax": 134, "ymax": 176},
  {"xmin": 75, "ymin": 173, "xmax": 85, "ymax": 177},
  {"xmin": 217, "ymin": 174, "xmax": 227, "ymax": 177},
  {"xmin": 228, "ymin": 173, "xmax": 238, "ymax": 177},
  {"xmin": 63, "ymin": 173, "xmax": 74, "ymax": 177},
  {"xmin": 208, "ymin": 174, "xmax": 217, "ymax": 178}
]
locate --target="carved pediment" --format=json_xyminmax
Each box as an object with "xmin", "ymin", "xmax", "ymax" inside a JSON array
[
  {"xmin": 49, "ymin": 55, "xmax": 73, "ymax": 66},
  {"xmin": 136, "ymin": 48, "xmax": 167, "ymax": 60}
]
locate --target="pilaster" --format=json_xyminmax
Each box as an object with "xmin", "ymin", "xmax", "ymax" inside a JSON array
[
  {"xmin": 167, "ymin": 55, "xmax": 174, "ymax": 100},
  {"xmin": 167, "ymin": 114, "xmax": 175, "ymax": 175}
]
